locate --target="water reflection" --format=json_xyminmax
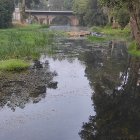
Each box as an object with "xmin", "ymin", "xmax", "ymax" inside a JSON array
[
  {"xmin": 0, "ymin": 34, "xmax": 136, "ymax": 140},
  {"xmin": 0, "ymin": 61, "xmax": 57, "ymax": 111},
  {"xmin": 46, "ymin": 38, "xmax": 138, "ymax": 139},
  {"xmin": 79, "ymin": 47, "xmax": 140, "ymax": 139}
]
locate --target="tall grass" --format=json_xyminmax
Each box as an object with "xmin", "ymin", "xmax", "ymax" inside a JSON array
[{"xmin": 0, "ymin": 26, "xmax": 54, "ymax": 60}]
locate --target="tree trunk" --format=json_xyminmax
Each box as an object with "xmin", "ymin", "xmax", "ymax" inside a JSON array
[{"xmin": 129, "ymin": 3, "xmax": 140, "ymax": 49}]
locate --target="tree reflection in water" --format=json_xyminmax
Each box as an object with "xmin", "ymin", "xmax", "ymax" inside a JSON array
[{"xmin": 79, "ymin": 42, "xmax": 140, "ymax": 139}]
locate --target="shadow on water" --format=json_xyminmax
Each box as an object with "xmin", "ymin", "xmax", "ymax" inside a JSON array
[
  {"xmin": 79, "ymin": 42, "xmax": 140, "ymax": 139},
  {"xmin": 43, "ymin": 36, "xmax": 140, "ymax": 139}
]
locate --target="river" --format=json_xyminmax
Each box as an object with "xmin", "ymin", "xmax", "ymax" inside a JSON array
[{"xmin": 0, "ymin": 26, "xmax": 139, "ymax": 140}]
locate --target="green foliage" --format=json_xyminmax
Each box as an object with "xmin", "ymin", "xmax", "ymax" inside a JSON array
[
  {"xmin": 40, "ymin": 24, "xmax": 50, "ymax": 28},
  {"xmin": 0, "ymin": 59, "xmax": 30, "ymax": 71},
  {"xmin": 73, "ymin": 0, "xmax": 88, "ymax": 14},
  {"xmin": 0, "ymin": 26, "xmax": 54, "ymax": 60},
  {"xmin": 91, "ymin": 26, "xmax": 131, "ymax": 41},
  {"xmin": 72, "ymin": 0, "xmax": 89, "ymax": 25},
  {"xmin": 63, "ymin": 0, "xmax": 73, "ymax": 10},
  {"xmin": 88, "ymin": 36, "xmax": 106, "ymax": 42},
  {"xmin": 0, "ymin": 0, "xmax": 14, "ymax": 28},
  {"xmin": 128, "ymin": 41, "xmax": 140, "ymax": 57},
  {"xmin": 115, "ymin": 8, "xmax": 130, "ymax": 29},
  {"xmin": 84, "ymin": 0, "xmax": 108, "ymax": 26},
  {"xmin": 15, "ymin": 0, "xmax": 40, "ymax": 9},
  {"xmin": 73, "ymin": 0, "xmax": 107, "ymax": 26}
]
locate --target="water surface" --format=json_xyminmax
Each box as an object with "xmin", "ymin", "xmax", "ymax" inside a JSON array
[{"xmin": 0, "ymin": 26, "xmax": 133, "ymax": 140}]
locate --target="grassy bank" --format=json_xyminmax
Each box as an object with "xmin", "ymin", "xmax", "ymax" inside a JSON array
[
  {"xmin": 92, "ymin": 26, "xmax": 131, "ymax": 40},
  {"xmin": 88, "ymin": 26, "xmax": 131, "ymax": 43},
  {"xmin": 0, "ymin": 25, "xmax": 54, "ymax": 60},
  {"xmin": 89, "ymin": 26, "xmax": 140, "ymax": 57},
  {"xmin": 0, "ymin": 25, "xmax": 54, "ymax": 71}
]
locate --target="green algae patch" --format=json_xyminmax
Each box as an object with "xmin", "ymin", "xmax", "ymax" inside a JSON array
[{"xmin": 0, "ymin": 59, "xmax": 30, "ymax": 71}]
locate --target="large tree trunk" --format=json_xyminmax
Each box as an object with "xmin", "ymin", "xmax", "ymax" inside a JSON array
[{"xmin": 129, "ymin": 2, "xmax": 140, "ymax": 49}]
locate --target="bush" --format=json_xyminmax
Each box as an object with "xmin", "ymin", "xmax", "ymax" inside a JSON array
[{"xmin": 115, "ymin": 8, "xmax": 130, "ymax": 29}]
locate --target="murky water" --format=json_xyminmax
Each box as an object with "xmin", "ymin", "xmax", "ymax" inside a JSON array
[
  {"xmin": 0, "ymin": 26, "xmax": 139, "ymax": 140},
  {"xmin": 0, "ymin": 56, "xmax": 93, "ymax": 140}
]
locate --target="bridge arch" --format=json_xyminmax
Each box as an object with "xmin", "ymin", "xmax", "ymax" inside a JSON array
[{"xmin": 50, "ymin": 15, "xmax": 71, "ymax": 25}]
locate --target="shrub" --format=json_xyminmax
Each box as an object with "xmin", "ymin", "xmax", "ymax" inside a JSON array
[{"xmin": 115, "ymin": 8, "xmax": 130, "ymax": 29}]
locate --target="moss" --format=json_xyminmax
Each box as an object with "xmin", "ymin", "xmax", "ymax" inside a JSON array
[{"xmin": 0, "ymin": 59, "xmax": 30, "ymax": 71}]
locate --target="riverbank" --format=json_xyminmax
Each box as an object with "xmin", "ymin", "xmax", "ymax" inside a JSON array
[
  {"xmin": 0, "ymin": 25, "xmax": 54, "ymax": 71},
  {"xmin": 88, "ymin": 26, "xmax": 140, "ymax": 57},
  {"xmin": 88, "ymin": 26, "xmax": 130, "ymax": 42}
]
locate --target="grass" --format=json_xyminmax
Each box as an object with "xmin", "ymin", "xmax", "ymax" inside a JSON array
[
  {"xmin": 0, "ymin": 59, "xmax": 30, "ymax": 71},
  {"xmin": 89, "ymin": 26, "xmax": 131, "ymax": 42},
  {"xmin": 0, "ymin": 25, "xmax": 55, "ymax": 71},
  {"xmin": 90, "ymin": 26, "xmax": 140, "ymax": 57},
  {"xmin": 128, "ymin": 41, "xmax": 140, "ymax": 57},
  {"xmin": 87, "ymin": 35, "xmax": 107, "ymax": 43},
  {"xmin": 0, "ymin": 25, "xmax": 54, "ymax": 60}
]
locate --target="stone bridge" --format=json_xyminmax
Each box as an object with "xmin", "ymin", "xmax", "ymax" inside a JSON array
[{"xmin": 13, "ymin": 8, "xmax": 79, "ymax": 26}]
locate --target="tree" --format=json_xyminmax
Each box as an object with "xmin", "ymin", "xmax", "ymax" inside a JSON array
[
  {"xmin": 73, "ymin": 0, "xmax": 107, "ymax": 26},
  {"xmin": 63, "ymin": 0, "xmax": 73, "ymax": 10},
  {"xmin": 48, "ymin": 0, "xmax": 65, "ymax": 10},
  {"xmin": 15, "ymin": 0, "xmax": 41, "ymax": 23},
  {"xmin": 72, "ymin": 0, "xmax": 89, "ymax": 25},
  {"xmin": 115, "ymin": 8, "xmax": 130, "ymax": 29},
  {"xmin": 99, "ymin": 0, "xmax": 140, "ymax": 49},
  {"xmin": 0, "ymin": 0, "xmax": 14, "ymax": 28},
  {"xmin": 83, "ymin": 0, "xmax": 108, "ymax": 26}
]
